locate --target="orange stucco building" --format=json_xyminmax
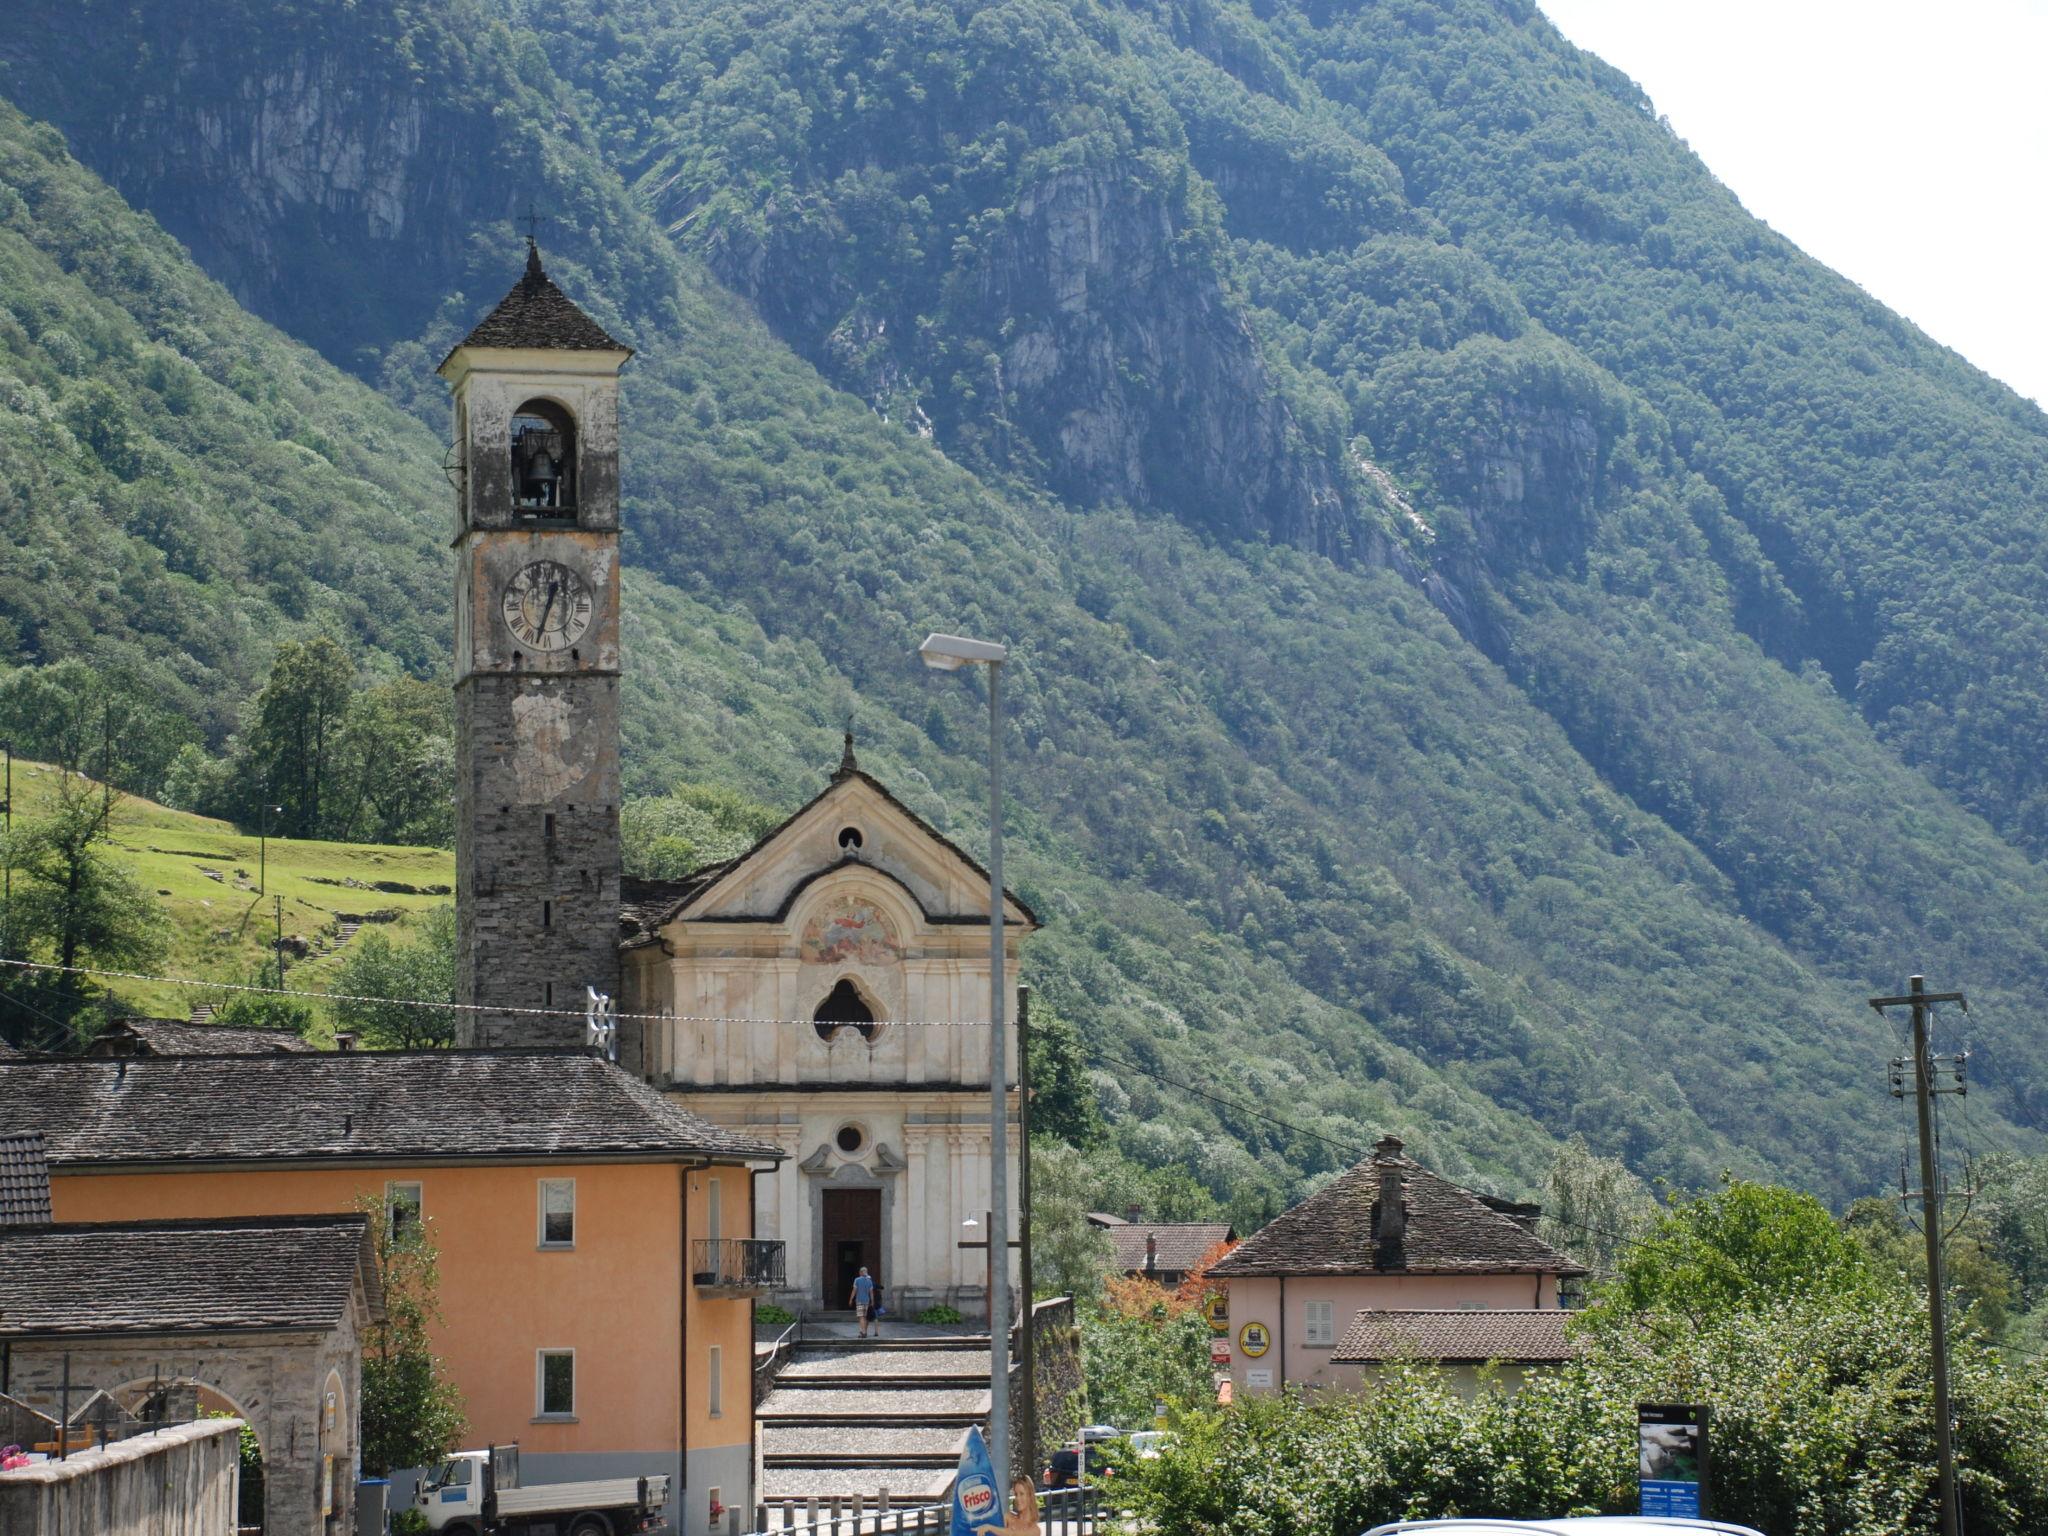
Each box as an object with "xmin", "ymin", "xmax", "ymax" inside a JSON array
[{"xmin": 0, "ymin": 1048, "xmax": 785, "ymax": 1536}]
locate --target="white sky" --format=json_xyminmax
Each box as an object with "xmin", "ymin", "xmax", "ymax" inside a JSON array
[{"xmin": 1538, "ymin": 0, "xmax": 2048, "ymax": 407}]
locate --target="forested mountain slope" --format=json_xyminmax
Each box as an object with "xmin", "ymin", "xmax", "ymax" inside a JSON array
[{"xmin": 2, "ymin": 0, "xmax": 2045, "ymax": 1210}]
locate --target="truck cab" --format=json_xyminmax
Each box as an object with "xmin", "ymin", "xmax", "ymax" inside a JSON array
[
  {"xmin": 416, "ymin": 1444, "xmax": 669, "ymax": 1535},
  {"xmin": 417, "ymin": 1451, "xmax": 489, "ymax": 1532}
]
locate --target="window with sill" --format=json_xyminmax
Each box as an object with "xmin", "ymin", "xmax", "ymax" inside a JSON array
[
  {"xmin": 539, "ymin": 1178, "xmax": 575, "ymax": 1248},
  {"xmin": 536, "ymin": 1349, "xmax": 575, "ymax": 1418}
]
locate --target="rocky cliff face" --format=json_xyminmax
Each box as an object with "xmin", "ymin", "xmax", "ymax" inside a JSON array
[{"xmin": 0, "ymin": 1, "xmax": 584, "ymax": 371}]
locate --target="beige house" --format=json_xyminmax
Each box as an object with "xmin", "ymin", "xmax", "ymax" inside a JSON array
[
  {"xmin": 1210, "ymin": 1135, "xmax": 1584, "ymax": 1395},
  {"xmin": 619, "ymin": 741, "xmax": 1033, "ymax": 1317}
]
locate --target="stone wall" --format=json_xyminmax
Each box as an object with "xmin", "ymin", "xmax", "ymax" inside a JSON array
[
  {"xmin": 1009, "ymin": 1296, "xmax": 1083, "ymax": 1480},
  {"xmin": 4, "ymin": 1318, "xmax": 361, "ymax": 1535},
  {"xmin": 0, "ymin": 1418, "xmax": 240, "ymax": 1536}
]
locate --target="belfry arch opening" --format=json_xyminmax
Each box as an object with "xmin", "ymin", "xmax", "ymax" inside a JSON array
[
  {"xmin": 814, "ymin": 978, "xmax": 879, "ymax": 1043},
  {"xmin": 511, "ymin": 398, "xmax": 577, "ymax": 513}
]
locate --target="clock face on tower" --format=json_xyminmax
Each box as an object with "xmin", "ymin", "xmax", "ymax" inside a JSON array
[{"xmin": 500, "ymin": 560, "xmax": 595, "ymax": 653}]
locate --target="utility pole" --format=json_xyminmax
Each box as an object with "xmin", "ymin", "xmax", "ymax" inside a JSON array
[
  {"xmin": 1870, "ymin": 974, "xmax": 1967, "ymax": 1536},
  {"xmin": 1018, "ymin": 985, "xmax": 1037, "ymax": 1476},
  {"xmin": 274, "ymin": 895, "xmax": 286, "ymax": 988}
]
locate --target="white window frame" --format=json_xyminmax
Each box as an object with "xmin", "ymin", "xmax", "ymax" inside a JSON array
[
  {"xmin": 538, "ymin": 1178, "xmax": 576, "ymax": 1249},
  {"xmin": 1304, "ymin": 1299, "xmax": 1335, "ymax": 1347},
  {"xmin": 535, "ymin": 1348, "xmax": 576, "ymax": 1420},
  {"xmin": 386, "ymin": 1181, "xmax": 423, "ymax": 1242},
  {"xmin": 708, "ymin": 1343, "xmax": 724, "ymax": 1418},
  {"xmin": 707, "ymin": 1175, "xmax": 723, "ymax": 1243}
]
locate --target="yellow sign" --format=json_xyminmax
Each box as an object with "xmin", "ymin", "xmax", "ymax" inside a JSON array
[
  {"xmin": 1238, "ymin": 1321, "xmax": 1271, "ymax": 1358},
  {"xmin": 1205, "ymin": 1292, "xmax": 1229, "ymax": 1335}
]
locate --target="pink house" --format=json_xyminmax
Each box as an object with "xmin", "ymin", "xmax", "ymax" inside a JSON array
[{"xmin": 1210, "ymin": 1135, "xmax": 1585, "ymax": 1396}]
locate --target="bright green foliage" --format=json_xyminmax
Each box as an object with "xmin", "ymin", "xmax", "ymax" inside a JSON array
[
  {"xmin": 208, "ymin": 955, "xmax": 317, "ymax": 1037},
  {"xmin": 0, "ymin": 775, "xmax": 165, "ymax": 1043},
  {"xmin": 1029, "ymin": 1139, "xmax": 1117, "ymax": 1302},
  {"xmin": 1538, "ymin": 1135, "xmax": 1657, "ymax": 1284},
  {"xmin": 331, "ymin": 906, "xmax": 458, "ymax": 1050},
  {"xmin": 1079, "ymin": 1303, "xmax": 1213, "ymax": 1430},
  {"xmin": 915, "ymin": 1305, "xmax": 965, "ymax": 1326},
  {"xmin": 620, "ymin": 782, "xmax": 781, "ymax": 881},
  {"xmin": 1598, "ymin": 1180, "xmax": 1880, "ymax": 1322},
  {"xmin": 1025, "ymin": 999, "xmax": 1104, "ymax": 1148},
  {"xmin": 356, "ymin": 1192, "xmax": 467, "ymax": 1480}
]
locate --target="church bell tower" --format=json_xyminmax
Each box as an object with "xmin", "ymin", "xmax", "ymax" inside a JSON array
[{"xmin": 439, "ymin": 244, "xmax": 633, "ymax": 1048}]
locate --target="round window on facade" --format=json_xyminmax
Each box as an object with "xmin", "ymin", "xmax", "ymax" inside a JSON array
[{"xmin": 836, "ymin": 1124, "xmax": 866, "ymax": 1156}]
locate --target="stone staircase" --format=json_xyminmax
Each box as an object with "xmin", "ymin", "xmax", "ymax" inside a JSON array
[{"xmin": 758, "ymin": 1339, "xmax": 997, "ymax": 1507}]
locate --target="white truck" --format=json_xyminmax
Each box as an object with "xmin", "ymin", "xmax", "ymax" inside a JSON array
[{"xmin": 416, "ymin": 1443, "xmax": 671, "ymax": 1535}]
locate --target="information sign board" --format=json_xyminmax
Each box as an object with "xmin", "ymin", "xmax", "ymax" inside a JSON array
[{"xmin": 1638, "ymin": 1403, "xmax": 1709, "ymax": 1519}]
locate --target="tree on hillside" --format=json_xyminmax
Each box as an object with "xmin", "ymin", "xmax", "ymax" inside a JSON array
[
  {"xmin": 1538, "ymin": 1134, "xmax": 1657, "ymax": 1284},
  {"xmin": 248, "ymin": 637, "xmax": 355, "ymax": 839},
  {"xmin": 334, "ymin": 679, "xmax": 454, "ymax": 847},
  {"xmin": 1030, "ymin": 1138, "xmax": 1116, "ymax": 1301},
  {"xmin": 357, "ymin": 1190, "xmax": 466, "ymax": 1478},
  {"xmin": 1026, "ymin": 998, "xmax": 1103, "ymax": 1146},
  {"xmin": 331, "ymin": 906, "xmax": 457, "ymax": 1049},
  {"xmin": 0, "ymin": 659, "xmax": 199, "ymax": 800},
  {"xmin": 0, "ymin": 771, "xmax": 165, "ymax": 1043},
  {"xmin": 620, "ymin": 782, "xmax": 780, "ymax": 879}
]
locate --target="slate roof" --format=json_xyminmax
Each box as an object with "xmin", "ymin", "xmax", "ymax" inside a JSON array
[
  {"xmin": 0, "ymin": 1036, "xmax": 22, "ymax": 1058},
  {"xmin": 88, "ymin": 1017, "xmax": 314, "ymax": 1056},
  {"xmin": 1210, "ymin": 1137, "xmax": 1585, "ymax": 1278},
  {"xmin": 618, "ymin": 738, "xmax": 1039, "ymax": 945},
  {"xmin": 0, "ymin": 1132, "xmax": 52, "ymax": 1226},
  {"xmin": 0, "ymin": 1215, "xmax": 379, "ymax": 1338},
  {"xmin": 1099, "ymin": 1221, "xmax": 1235, "ymax": 1276},
  {"xmin": 446, "ymin": 242, "xmax": 629, "ymax": 361},
  {"xmin": 0, "ymin": 1048, "xmax": 785, "ymax": 1167},
  {"xmin": 1331, "ymin": 1308, "xmax": 1579, "ymax": 1365}
]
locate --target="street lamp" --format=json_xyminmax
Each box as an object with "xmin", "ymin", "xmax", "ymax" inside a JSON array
[
  {"xmin": 258, "ymin": 799, "xmax": 283, "ymax": 896},
  {"xmin": 920, "ymin": 630, "xmax": 1013, "ymax": 1486}
]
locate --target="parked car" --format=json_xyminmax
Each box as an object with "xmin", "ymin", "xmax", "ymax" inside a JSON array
[
  {"xmin": 1363, "ymin": 1520, "xmax": 1764, "ymax": 1536},
  {"xmin": 1126, "ymin": 1430, "xmax": 1173, "ymax": 1460},
  {"xmin": 1043, "ymin": 1430, "xmax": 1123, "ymax": 1488}
]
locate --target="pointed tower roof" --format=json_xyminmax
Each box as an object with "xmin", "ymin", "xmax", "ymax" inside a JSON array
[{"xmin": 442, "ymin": 241, "xmax": 630, "ymax": 365}]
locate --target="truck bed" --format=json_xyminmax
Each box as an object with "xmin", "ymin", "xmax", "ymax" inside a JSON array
[{"xmin": 495, "ymin": 1474, "xmax": 665, "ymax": 1516}]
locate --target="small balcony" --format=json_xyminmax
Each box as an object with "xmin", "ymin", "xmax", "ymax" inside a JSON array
[{"xmin": 693, "ymin": 1237, "xmax": 786, "ymax": 1296}]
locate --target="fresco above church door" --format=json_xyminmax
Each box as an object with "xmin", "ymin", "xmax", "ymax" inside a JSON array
[{"xmin": 800, "ymin": 897, "xmax": 902, "ymax": 967}]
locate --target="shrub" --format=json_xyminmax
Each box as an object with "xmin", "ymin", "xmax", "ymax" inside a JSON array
[{"xmin": 916, "ymin": 1305, "xmax": 965, "ymax": 1325}]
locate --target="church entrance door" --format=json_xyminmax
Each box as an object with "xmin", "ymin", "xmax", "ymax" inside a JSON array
[{"xmin": 821, "ymin": 1188, "xmax": 882, "ymax": 1309}]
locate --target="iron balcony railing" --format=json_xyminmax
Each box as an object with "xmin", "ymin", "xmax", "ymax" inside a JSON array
[{"xmin": 693, "ymin": 1237, "xmax": 786, "ymax": 1292}]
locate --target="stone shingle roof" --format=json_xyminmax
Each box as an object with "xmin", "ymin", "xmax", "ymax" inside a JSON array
[
  {"xmin": 0, "ymin": 1036, "xmax": 23, "ymax": 1058},
  {"xmin": 0, "ymin": 1132, "xmax": 52, "ymax": 1226},
  {"xmin": 89, "ymin": 1017, "xmax": 314, "ymax": 1056},
  {"xmin": 1210, "ymin": 1137, "xmax": 1585, "ymax": 1279},
  {"xmin": 1331, "ymin": 1308, "xmax": 1579, "ymax": 1365},
  {"xmin": 0, "ymin": 1215, "xmax": 379, "ymax": 1337},
  {"xmin": 447, "ymin": 243, "xmax": 628, "ymax": 360},
  {"xmin": 1099, "ymin": 1222, "xmax": 1235, "ymax": 1276},
  {"xmin": 0, "ymin": 1049, "xmax": 785, "ymax": 1167}
]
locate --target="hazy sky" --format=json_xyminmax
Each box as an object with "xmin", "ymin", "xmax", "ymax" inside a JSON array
[{"xmin": 1538, "ymin": 0, "xmax": 2048, "ymax": 408}]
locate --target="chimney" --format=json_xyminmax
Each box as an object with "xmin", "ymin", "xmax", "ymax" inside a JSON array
[
  {"xmin": 1373, "ymin": 1135, "xmax": 1406, "ymax": 1262},
  {"xmin": 1144, "ymin": 1231, "xmax": 1158, "ymax": 1274},
  {"xmin": 1125, "ymin": 1204, "xmax": 1142, "ymax": 1224},
  {"xmin": 335, "ymin": 1033, "xmax": 356, "ymax": 1052}
]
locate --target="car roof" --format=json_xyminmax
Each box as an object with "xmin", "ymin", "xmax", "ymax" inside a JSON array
[{"xmin": 1362, "ymin": 1520, "xmax": 1764, "ymax": 1536}]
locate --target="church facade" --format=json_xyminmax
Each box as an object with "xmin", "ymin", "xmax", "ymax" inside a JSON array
[
  {"xmin": 618, "ymin": 746, "xmax": 1030, "ymax": 1319},
  {"xmin": 444, "ymin": 248, "xmax": 1029, "ymax": 1324}
]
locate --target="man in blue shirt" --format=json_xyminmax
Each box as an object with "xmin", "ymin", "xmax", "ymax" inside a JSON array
[{"xmin": 850, "ymin": 1267, "xmax": 876, "ymax": 1337}]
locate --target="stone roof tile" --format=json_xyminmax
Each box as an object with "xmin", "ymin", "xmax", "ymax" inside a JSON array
[
  {"xmin": 447, "ymin": 243, "xmax": 628, "ymax": 361},
  {"xmin": 90, "ymin": 1017, "xmax": 314, "ymax": 1056},
  {"xmin": 0, "ymin": 1132, "xmax": 52, "ymax": 1226},
  {"xmin": 1210, "ymin": 1138, "xmax": 1585, "ymax": 1278},
  {"xmin": 0, "ymin": 1049, "xmax": 784, "ymax": 1166},
  {"xmin": 0, "ymin": 1215, "xmax": 376, "ymax": 1337},
  {"xmin": 1331, "ymin": 1308, "xmax": 1579, "ymax": 1364},
  {"xmin": 1105, "ymin": 1223, "xmax": 1234, "ymax": 1275}
]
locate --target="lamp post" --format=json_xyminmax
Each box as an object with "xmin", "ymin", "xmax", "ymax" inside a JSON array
[
  {"xmin": 258, "ymin": 797, "xmax": 282, "ymax": 896},
  {"xmin": 920, "ymin": 630, "xmax": 1013, "ymax": 1485}
]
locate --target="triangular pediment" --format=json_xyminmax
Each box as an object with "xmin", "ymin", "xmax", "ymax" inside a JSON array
[{"xmin": 669, "ymin": 769, "xmax": 1035, "ymax": 931}]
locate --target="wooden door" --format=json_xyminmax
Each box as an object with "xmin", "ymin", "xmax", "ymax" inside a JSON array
[{"xmin": 821, "ymin": 1188, "xmax": 882, "ymax": 1308}]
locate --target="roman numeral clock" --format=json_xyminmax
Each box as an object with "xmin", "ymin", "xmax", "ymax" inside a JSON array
[{"xmin": 437, "ymin": 243, "xmax": 633, "ymax": 1049}]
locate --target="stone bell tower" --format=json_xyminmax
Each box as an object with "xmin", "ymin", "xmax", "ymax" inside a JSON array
[{"xmin": 439, "ymin": 243, "xmax": 633, "ymax": 1048}]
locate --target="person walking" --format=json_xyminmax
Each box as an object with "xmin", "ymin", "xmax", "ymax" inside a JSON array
[{"xmin": 849, "ymin": 1266, "xmax": 876, "ymax": 1338}]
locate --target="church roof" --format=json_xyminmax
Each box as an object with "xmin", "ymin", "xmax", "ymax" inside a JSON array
[
  {"xmin": 1210, "ymin": 1136, "xmax": 1585, "ymax": 1279},
  {"xmin": 442, "ymin": 242, "xmax": 630, "ymax": 364},
  {"xmin": 618, "ymin": 737, "xmax": 1039, "ymax": 945},
  {"xmin": 87, "ymin": 1016, "xmax": 315, "ymax": 1057},
  {"xmin": 0, "ymin": 1049, "xmax": 784, "ymax": 1167}
]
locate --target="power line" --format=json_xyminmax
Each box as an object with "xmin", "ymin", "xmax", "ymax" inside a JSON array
[{"xmin": 0, "ymin": 957, "xmax": 994, "ymax": 1028}]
